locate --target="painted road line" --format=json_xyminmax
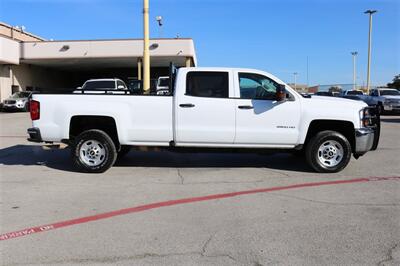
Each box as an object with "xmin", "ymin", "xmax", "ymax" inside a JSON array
[{"xmin": 1, "ymin": 176, "xmax": 399, "ymax": 241}]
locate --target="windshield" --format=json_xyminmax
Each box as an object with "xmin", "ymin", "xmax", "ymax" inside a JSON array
[
  {"xmin": 82, "ymin": 81, "xmax": 115, "ymax": 90},
  {"xmin": 158, "ymin": 78, "xmax": 169, "ymax": 87},
  {"xmin": 11, "ymin": 92, "xmax": 31, "ymax": 98},
  {"xmin": 380, "ymin": 90, "xmax": 400, "ymax": 96}
]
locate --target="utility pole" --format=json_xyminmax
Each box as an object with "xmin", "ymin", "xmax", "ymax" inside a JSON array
[
  {"xmin": 351, "ymin": 52, "xmax": 358, "ymax": 90},
  {"xmin": 143, "ymin": 0, "xmax": 150, "ymax": 94},
  {"xmin": 364, "ymin": 10, "xmax": 377, "ymax": 95},
  {"xmin": 293, "ymin": 72, "xmax": 298, "ymax": 90},
  {"xmin": 306, "ymin": 56, "xmax": 309, "ymax": 88}
]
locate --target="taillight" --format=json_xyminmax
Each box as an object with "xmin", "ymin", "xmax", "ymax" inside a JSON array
[{"xmin": 30, "ymin": 100, "xmax": 40, "ymax": 120}]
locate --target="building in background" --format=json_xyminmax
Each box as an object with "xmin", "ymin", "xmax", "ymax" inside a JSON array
[{"xmin": 0, "ymin": 21, "xmax": 197, "ymax": 101}]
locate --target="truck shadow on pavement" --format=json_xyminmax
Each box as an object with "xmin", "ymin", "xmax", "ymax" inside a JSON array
[{"xmin": 0, "ymin": 144, "xmax": 313, "ymax": 173}]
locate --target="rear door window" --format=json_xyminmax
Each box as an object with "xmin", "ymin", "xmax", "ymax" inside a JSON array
[{"xmin": 186, "ymin": 72, "xmax": 229, "ymax": 98}]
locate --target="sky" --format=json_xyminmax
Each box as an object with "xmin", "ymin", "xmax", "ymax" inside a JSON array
[{"xmin": 0, "ymin": 0, "xmax": 399, "ymax": 86}]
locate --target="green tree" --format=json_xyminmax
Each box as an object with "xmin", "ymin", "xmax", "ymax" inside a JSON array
[{"xmin": 387, "ymin": 74, "xmax": 400, "ymax": 89}]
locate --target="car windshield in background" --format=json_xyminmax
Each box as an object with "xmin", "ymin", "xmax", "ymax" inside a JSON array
[
  {"xmin": 380, "ymin": 90, "xmax": 400, "ymax": 96},
  {"xmin": 347, "ymin": 91, "xmax": 363, "ymax": 95},
  {"xmin": 159, "ymin": 79, "xmax": 169, "ymax": 87},
  {"xmin": 12, "ymin": 92, "xmax": 31, "ymax": 98},
  {"xmin": 82, "ymin": 81, "xmax": 115, "ymax": 90}
]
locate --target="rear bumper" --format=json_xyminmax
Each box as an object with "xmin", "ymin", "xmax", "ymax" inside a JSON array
[{"xmin": 27, "ymin": 127, "xmax": 43, "ymax": 143}]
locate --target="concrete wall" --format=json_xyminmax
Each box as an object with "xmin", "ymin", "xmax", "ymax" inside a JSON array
[
  {"xmin": 11, "ymin": 64, "xmax": 72, "ymax": 92},
  {"xmin": 0, "ymin": 37, "xmax": 19, "ymax": 64},
  {"xmin": 0, "ymin": 65, "xmax": 12, "ymax": 101}
]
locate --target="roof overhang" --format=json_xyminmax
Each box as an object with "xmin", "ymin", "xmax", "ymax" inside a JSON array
[{"xmin": 20, "ymin": 38, "xmax": 197, "ymax": 69}]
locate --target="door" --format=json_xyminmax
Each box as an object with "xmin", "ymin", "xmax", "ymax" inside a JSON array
[
  {"xmin": 175, "ymin": 71, "xmax": 236, "ymax": 144},
  {"xmin": 234, "ymin": 72, "xmax": 301, "ymax": 146}
]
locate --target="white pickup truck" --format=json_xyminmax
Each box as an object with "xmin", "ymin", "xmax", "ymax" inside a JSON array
[{"xmin": 27, "ymin": 66, "xmax": 380, "ymax": 173}]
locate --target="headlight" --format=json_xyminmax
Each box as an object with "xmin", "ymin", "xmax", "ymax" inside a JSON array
[{"xmin": 359, "ymin": 107, "xmax": 372, "ymax": 128}]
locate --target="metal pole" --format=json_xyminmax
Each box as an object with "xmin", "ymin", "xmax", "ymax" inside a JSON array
[
  {"xmin": 353, "ymin": 54, "xmax": 356, "ymax": 90},
  {"xmin": 143, "ymin": 0, "xmax": 150, "ymax": 94},
  {"xmin": 365, "ymin": 10, "xmax": 377, "ymax": 95},
  {"xmin": 137, "ymin": 58, "xmax": 142, "ymax": 80},
  {"xmin": 306, "ymin": 56, "xmax": 309, "ymax": 88},
  {"xmin": 294, "ymin": 72, "xmax": 298, "ymax": 90},
  {"xmin": 351, "ymin": 52, "xmax": 358, "ymax": 90},
  {"xmin": 185, "ymin": 57, "xmax": 191, "ymax": 68}
]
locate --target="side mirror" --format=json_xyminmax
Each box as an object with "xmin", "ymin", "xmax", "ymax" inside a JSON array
[
  {"xmin": 76, "ymin": 86, "xmax": 82, "ymax": 90},
  {"xmin": 117, "ymin": 85, "xmax": 125, "ymax": 90},
  {"xmin": 276, "ymin": 84, "xmax": 286, "ymax": 101}
]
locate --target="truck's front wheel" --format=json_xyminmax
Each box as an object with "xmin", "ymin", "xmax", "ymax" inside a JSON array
[
  {"xmin": 72, "ymin": 129, "xmax": 117, "ymax": 173},
  {"xmin": 305, "ymin": 131, "xmax": 351, "ymax": 173}
]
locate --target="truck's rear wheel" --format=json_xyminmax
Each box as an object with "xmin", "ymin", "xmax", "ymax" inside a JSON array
[
  {"xmin": 305, "ymin": 130, "xmax": 351, "ymax": 173},
  {"xmin": 72, "ymin": 129, "xmax": 117, "ymax": 173}
]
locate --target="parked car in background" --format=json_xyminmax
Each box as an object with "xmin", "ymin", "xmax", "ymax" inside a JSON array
[
  {"xmin": 74, "ymin": 79, "xmax": 129, "ymax": 94},
  {"xmin": 359, "ymin": 88, "xmax": 400, "ymax": 114},
  {"xmin": 156, "ymin": 76, "xmax": 170, "ymax": 95},
  {"xmin": 1, "ymin": 91, "xmax": 33, "ymax": 112},
  {"xmin": 341, "ymin": 90, "xmax": 364, "ymax": 96}
]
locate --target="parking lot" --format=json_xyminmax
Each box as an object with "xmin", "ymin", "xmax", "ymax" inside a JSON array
[{"xmin": 0, "ymin": 112, "xmax": 399, "ymax": 265}]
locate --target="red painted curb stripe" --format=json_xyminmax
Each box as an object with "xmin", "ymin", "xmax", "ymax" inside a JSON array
[{"xmin": 1, "ymin": 176, "xmax": 399, "ymax": 241}]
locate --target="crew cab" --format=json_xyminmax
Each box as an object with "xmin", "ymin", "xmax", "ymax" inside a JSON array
[{"xmin": 27, "ymin": 66, "xmax": 380, "ymax": 173}]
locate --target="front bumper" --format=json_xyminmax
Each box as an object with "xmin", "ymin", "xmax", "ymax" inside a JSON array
[
  {"xmin": 2, "ymin": 104, "xmax": 24, "ymax": 110},
  {"xmin": 383, "ymin": 103, "xmax": 400, "ymax": 112},
  {"xmin": 354, "ymin": 106, "xmax": 381, "ymax": 157},
  {"xmin": 355, "ymin": 128, "xmax": 375, "ymax": 155},
  {"xmin": 27, "ymin": 127, "xmax": 43, "ymax": 143}
]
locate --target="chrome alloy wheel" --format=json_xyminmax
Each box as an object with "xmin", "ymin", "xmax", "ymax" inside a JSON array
[
  {"xmin": 79, "ymin": 140, "xmax": 106, "ymax": 166},
  {"xmin": 317, "ymin": 140, "xmax": 344, "ymax": 167}
]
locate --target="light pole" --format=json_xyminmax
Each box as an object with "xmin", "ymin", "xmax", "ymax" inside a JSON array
[
  {"xmin": 143, "ymin": 0, "xmax": 150, "ymax": 94},
  {"xmin": 364, "ymin": 9, "xmax": 377, "ymax": 94},
  {"xmin": 156, "ymin": 16, "xmax": 163, "ymax": 38},
  {"xmin": 351, "ymin": 52, "xmax": 358, "ymax": 90},
  {"xmin": 293, "ymin": 72, "xmax": 298, "ymax": 90}
]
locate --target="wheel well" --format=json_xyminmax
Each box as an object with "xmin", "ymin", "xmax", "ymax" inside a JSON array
[
  {"xmin": 69, "ymin": 116, "xmax": 120, "ymax": 149},
  {"xmin": 305, "ymin": 120, "xmax": 355, "ymax": 151}
]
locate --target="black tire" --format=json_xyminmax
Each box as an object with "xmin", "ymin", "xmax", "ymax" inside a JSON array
[
  {"xmin": 72, "ymin": 129, "xmax": 117, "ymax": 173},
  {"xmin": 305, "ymin": 130, "xmax": 352, "ymax": 173},
  {"xmin": 117, "ymin": 145, "xmax": 131, "ymax": 160}
]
